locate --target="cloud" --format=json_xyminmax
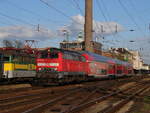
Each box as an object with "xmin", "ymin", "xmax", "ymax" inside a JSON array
[
  {"xmin": 0, "ymin": 25, "xmax": 55, "ymax": 41},
  {"xmin": 0, "ymin": 15, "xmax": 124, "ymax": 43},
  {"xmin": 59, "ymin": 15, "xmax": 124, "ymax": 39}
]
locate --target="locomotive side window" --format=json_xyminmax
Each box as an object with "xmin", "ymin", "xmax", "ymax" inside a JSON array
[
  {"xmin": 31, "ymin": 57, "xmax": 35, "ymax": 63},
  {"xmin": 12, "ymin": 56, "xmax": 22, "ymax": 63},
  {"xmin": 80, "ymin": 56, "xmax": 86, "ymax": 62},
  {"xmin": 101, "ymin": 69, "xmax": 107, "ymax": 75},
  {"xmin": 23, "ymin": 56, "xmax": 33, "ymax": 63}
]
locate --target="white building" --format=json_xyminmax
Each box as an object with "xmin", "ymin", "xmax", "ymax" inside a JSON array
[
  {"xmin": 130, "ymin": 51, "xmax": 143, "ymax": 70},
  {"xmin": 141, "ymin": 64, "xmax": 149, "ymax": 70}
]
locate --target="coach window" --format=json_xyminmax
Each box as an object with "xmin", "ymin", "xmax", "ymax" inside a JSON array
[
  {"xmin": 109, "ymin": 65, "xmax": 113, "ymax": 70},
  {"xmin": 69, "ymin": 54, "xmax": 74, "ymax": 60},
  {"xmin": 101, "ymin": 69, "xmax": 107, "ymax": 75},
  {"xmin": 117, "ymin": 70, "xmax": 122, "ymax": 74},
  {"xmin": 128, "ymin": 70, "xmax": 132, "ymax": 74},
  {"xmin": 63, "ymin": 53, "xmax": 67, "ymax": 59},
  {"xmin": 73, "ymin": 55, "xmax": 79, "ymax": 61},
  {"xmin": 63, "ymin": 53, "xmax": 70, "ymax": 60}
]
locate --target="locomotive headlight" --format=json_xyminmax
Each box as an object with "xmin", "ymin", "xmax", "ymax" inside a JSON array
[
  {"xmin": 49, "ymin": 63, "xmax": 59, "ymax": 66},
  {"xmin": 37, "ymin": 63, "xmax": 59, "ymax": 66},
  {"xmin": 54, "ymin": 68, "xmax": 57, "ymax": 70},
  {"xmin": 37, "ymin": 63, "xmax": 45, "ymax": 66}
]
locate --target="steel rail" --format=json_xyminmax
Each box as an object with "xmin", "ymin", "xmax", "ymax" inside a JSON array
[
  {"xmin": 98, "ymin": 85, "xmax": 150, "ymax": 113},
  {"xmin": 21, "ymin": 87, "xmax": 83, "ymax": 113},
  {"xmin": 61, "ymin": 82, "xmax": 148, "ymax": 113}
]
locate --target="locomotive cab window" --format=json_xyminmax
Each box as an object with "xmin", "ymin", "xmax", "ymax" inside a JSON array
[
  {"xmin": 0, "ymin": 53, "xmax": 3, "ymax": 60},
  {"xmin": 48, "ymin": 52, "xmax": 58, "ymax": 59},
  {"xmin": 3, "ymin": 55, "xmax": 11, "ymax": 62},
  {"xmin": 40, "ymin": 52, "xmax": 48, "ymax": 58},
  {"xmin": 39, "ymin": 51, "xmax": 59, "ymax": 59},
  {"xmin": 12, "ymin": 56, "xmax": 23, "ymax": 63}
]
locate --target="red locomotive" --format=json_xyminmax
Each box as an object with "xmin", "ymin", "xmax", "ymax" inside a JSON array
[{"xmin": 36, "ymin": 48, "xmax": 133, "ymax": 85}]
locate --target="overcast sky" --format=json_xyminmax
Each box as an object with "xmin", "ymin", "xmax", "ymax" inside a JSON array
[{"xmin": 0, "ymin": 0, "xmax": 150, "ymax": 64}]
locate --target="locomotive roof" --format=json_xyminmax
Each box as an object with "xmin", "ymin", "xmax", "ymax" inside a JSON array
[
  {"xmin": 41, "ymin": 47, "xmax": 82, "ymax": 55},
  {"xmin": 0, "ymin": 48, "xmax": 35, "ymax": 57}
]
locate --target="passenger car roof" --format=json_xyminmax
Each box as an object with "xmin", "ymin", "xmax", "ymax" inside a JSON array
[{"xmin": 81, "ymin": 51, "xmax": 131, "ymax": 66}]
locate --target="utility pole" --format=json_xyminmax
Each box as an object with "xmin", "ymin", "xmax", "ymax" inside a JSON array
[
  {"xmin": 84, "ymin": 0, "xmax": 93, "ymax": 52},
  {"xmin": 37, "ymin": 24, "xmax": 40, "ymax": 32}
]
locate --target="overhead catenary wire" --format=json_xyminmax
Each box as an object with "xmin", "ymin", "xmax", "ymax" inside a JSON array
[
  {"xmin": 127, "ymin": 0, "xmax": 146, "ymax": 24},
  {"xmin": 96, "ymin": 0, "xmax": 118, "ymax": 47},
  {"xmin": 4, "ymin": 0, "xmax": 66, "ymax": 24},
  {"xmin": 0, "ymin": 19, "xmax": 16, "ymax": 26},
  {"xmin": 40, "ymin": 0, "xmax": 81, "ymax": 25},
  {"xmin": 40, "ymin": 0, "xmax": 104, "ymax": 43},
  {"xmin": 118, "ymin": 0, "xmax": 148, "ymax": 53},
  {"xmin": 118, "ymin": 0, "xmax": 146, "ymax": 37},
  {"xmin": 72, "ymin": 0, "xmax": 84, "ymax": 15},
  {"xmin": 0, "ymin": 11, "xmax": 35, "ymax": 26},
  {"xmin": 0, "ymin": 0, "xmax": 64, "ymax": 36},
  {"xmin": 100, "ymin": 0, "xmax": 126, "ymax": 45},
  {"xmin": 0, "ymin": 12, "xmax": 52, "ymax": 37}
]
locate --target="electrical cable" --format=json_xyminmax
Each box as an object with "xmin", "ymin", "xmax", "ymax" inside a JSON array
[
  {"xmin": 40, "ymin": 0, "xmax": 80, "ymax": 25},
  {"xmin": 72, "ymin": 0, "xmax": 84, "ymax": 15},
  {"xmin": 4, "ymin": 0, "xmax": 66, "ymax": 24},
  {"xmin": 0, "ymin": 11, "xmax": 35, "ymax": 26}
]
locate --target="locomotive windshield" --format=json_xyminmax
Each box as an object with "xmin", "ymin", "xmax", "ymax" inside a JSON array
[
  {"xmin": 40, "ymin": 51, "xmax": 58, "ymax": 59},
  {"xmin": 3, "ymin": 56, "xmax": 10, "ymax": 62}
]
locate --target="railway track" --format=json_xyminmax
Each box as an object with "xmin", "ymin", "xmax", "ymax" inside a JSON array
[
  {"xmin": 0, "ymin": 75, "xmax": 149, "ymax": 113},
  {"xmin": 98, "ymin": 85, "xmax": 150, "ymax": 113},
  {"xmin": 23, "ymin": 77, "xmax": 150, "ymax": 113},
  {"xmin": 0, "ymin": 76, "xmax": 134, "ymax": 99},
  {"xmin": 60, "ymin": 81, "xmax": 149, "ymax": 113}
]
